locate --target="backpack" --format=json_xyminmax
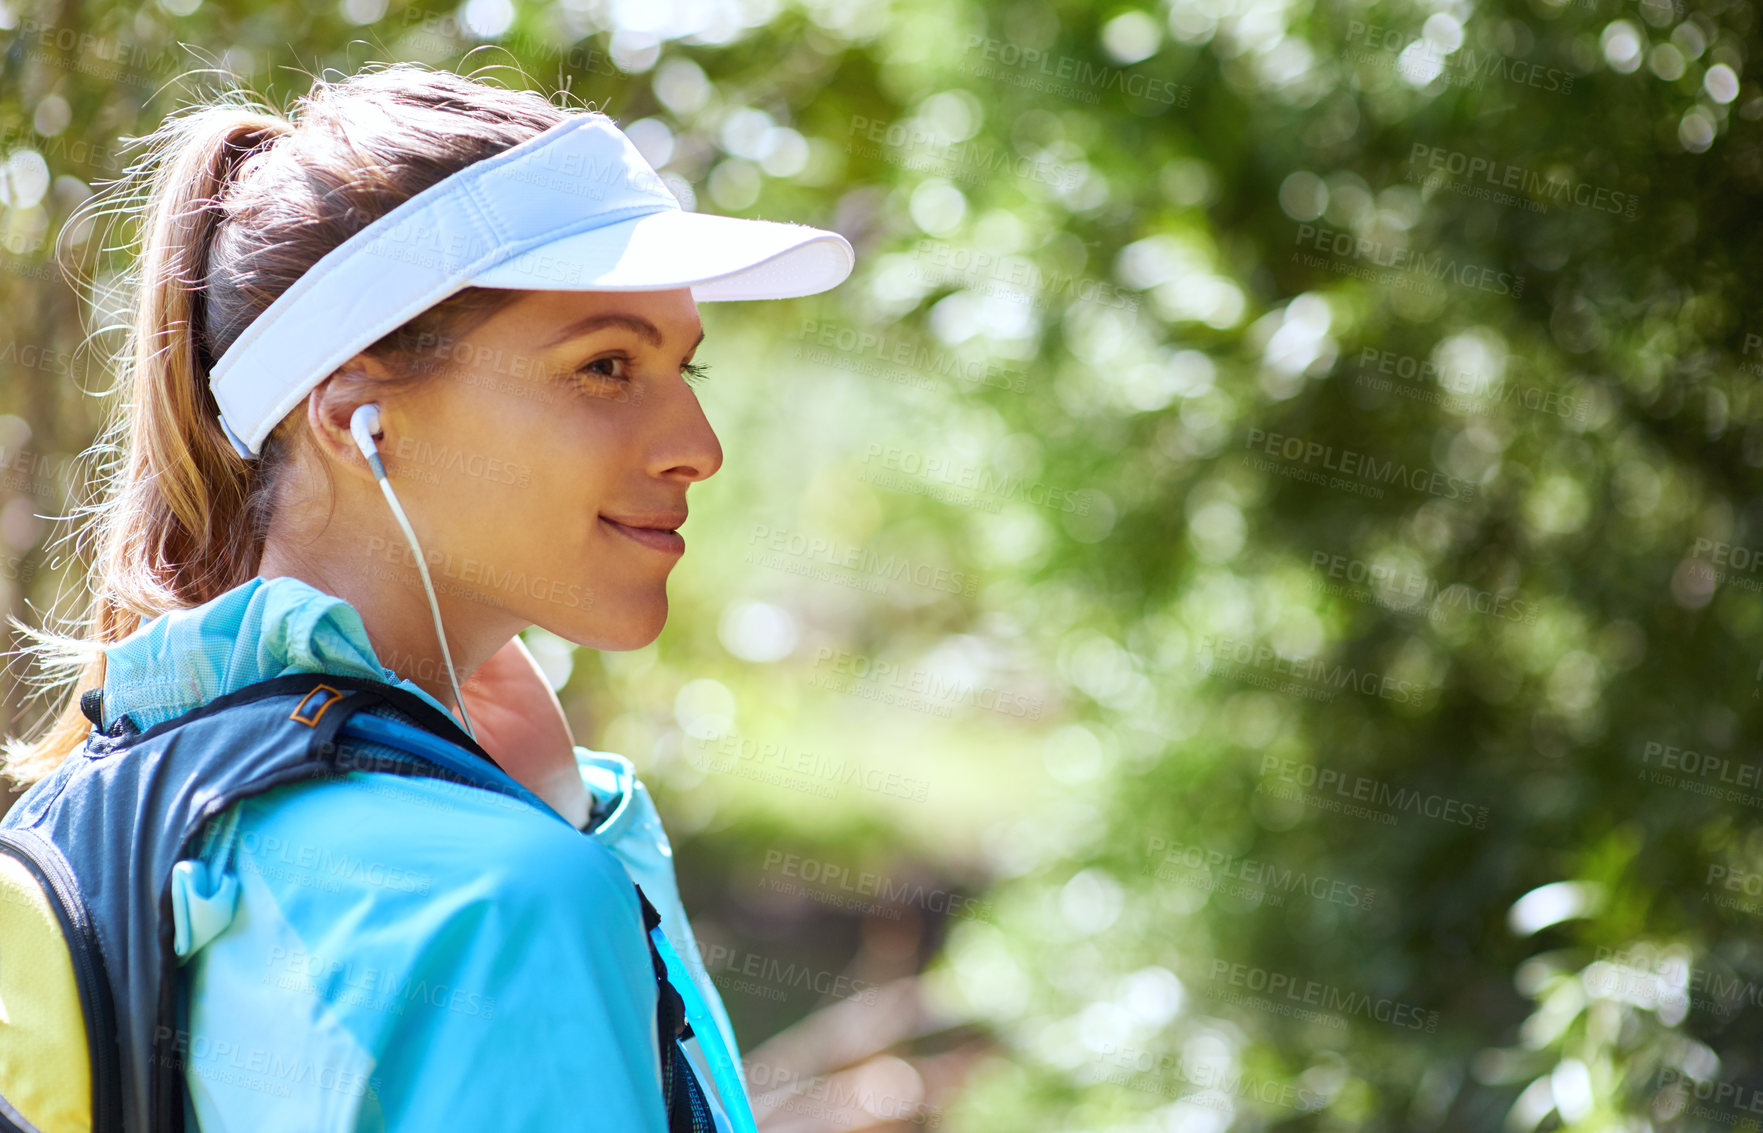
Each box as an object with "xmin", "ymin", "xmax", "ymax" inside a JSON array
[{"xmin": 0, "ymin": 672, "xmax": 752, "ymax": 1133}]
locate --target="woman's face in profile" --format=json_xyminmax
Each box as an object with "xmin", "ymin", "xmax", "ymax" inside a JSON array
[{"xmin": 370, "ymin": 285, "xmax": 722, "ymax": 652}]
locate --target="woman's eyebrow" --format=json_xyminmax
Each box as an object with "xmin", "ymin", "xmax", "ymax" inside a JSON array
[{"xmin": 544, "ymin": 313, "xmax": 707, "ymax": 354}]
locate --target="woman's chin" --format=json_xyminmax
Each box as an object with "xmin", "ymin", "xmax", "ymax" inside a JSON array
[{"xmin": 544, "ymin": 597, "xmax": 668, "ymax": 653}]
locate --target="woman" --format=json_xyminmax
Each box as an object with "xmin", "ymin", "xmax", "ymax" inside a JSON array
[{"xmin": 0, "ymin": 63, "xmax": 853, "ymax": 1131}]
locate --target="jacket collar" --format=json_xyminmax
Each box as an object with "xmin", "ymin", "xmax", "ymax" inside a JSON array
[{"xmin": 99, "ymin": 575, "xmax": 453, "ymax": 733}]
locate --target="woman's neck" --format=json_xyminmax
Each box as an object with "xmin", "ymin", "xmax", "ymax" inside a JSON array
[{"xmin": 256, "ymin": 529, "xmax": 522, "ymax": 716}]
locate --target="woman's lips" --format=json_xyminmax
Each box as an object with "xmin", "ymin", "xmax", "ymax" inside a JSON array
[{"xmin": 601, "ymin": 515, "xmax": 685, "ymax": 555}]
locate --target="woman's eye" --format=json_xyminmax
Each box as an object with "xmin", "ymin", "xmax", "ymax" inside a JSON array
[
  {"xmin": 570, "ymin": 354, "xmax": 710, "ymax": 389},
  {"xmin": 576, "ymin": 354, "xmax": 628, "ymax": 382}
]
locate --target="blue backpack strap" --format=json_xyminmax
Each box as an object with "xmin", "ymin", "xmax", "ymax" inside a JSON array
[{"xmin": 334, "ymin": 711, "xmax": 562, "ymax": 821}]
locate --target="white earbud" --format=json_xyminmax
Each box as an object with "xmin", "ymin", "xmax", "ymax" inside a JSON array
[
  {"xmin": 348, "ymin": 401, "xmax": 476, "ymax": 741},
  {"xmin": 349, "ymin": 402, "xmax": 385, "ymax": 479}
]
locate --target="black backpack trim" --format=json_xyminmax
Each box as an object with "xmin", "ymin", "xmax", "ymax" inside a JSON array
[
  {"xmin": 82, "ymin": 672, "xmax": 497, "ymax": 765},
  {"xmin": 638, "ymin": 888, "xmax": 719, "ymax": 1133}
]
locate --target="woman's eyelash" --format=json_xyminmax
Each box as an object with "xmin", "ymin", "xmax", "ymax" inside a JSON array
[{"xmin": 681, "ymin": 361, "xmax": 711, "ymax": 387}]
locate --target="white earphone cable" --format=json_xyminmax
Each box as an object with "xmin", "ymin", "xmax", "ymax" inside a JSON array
[{"xmin": 349, "ymin": 403, "xmax": 477, "ymax": 741}]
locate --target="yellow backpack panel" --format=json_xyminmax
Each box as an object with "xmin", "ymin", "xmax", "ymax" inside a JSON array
[{"xmin": 0, "ymin": 849, "xmax": 93, "ymax": 1133}]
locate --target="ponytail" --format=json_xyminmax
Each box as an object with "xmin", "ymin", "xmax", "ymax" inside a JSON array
[{"xmin": 3, "ymin": 66, "xmax": 573, "ymax": 787}]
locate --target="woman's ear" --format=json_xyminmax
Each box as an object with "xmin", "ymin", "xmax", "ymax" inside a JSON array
[{"xmin": 305, "ymin": 355, "xmax": 395, "ymax": 479}]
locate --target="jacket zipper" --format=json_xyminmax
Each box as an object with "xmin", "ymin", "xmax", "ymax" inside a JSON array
[{"xmin": 0, "ymin": 829, "xmax": 123, "ymax": 1133}]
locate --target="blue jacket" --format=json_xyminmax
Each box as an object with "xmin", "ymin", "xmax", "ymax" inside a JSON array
[{"xmin": 94, "ymin": 574, "xmax": 741, "ymax": 1131}]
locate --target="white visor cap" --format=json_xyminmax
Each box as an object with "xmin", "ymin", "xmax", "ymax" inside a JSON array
[{"xmin": 208, "ymin": 111, "xmax": 855, "ymax": 458}]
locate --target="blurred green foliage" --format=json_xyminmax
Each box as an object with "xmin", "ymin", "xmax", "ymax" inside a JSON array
[{"xmin": 3, "ymin": 0, "xmax": 1762, "ymax": 1128}]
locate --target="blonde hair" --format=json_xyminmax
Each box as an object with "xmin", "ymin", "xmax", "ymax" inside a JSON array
[{"xmin": 3, "ymin": 63, "xmax": 581, "ymax": 787}]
